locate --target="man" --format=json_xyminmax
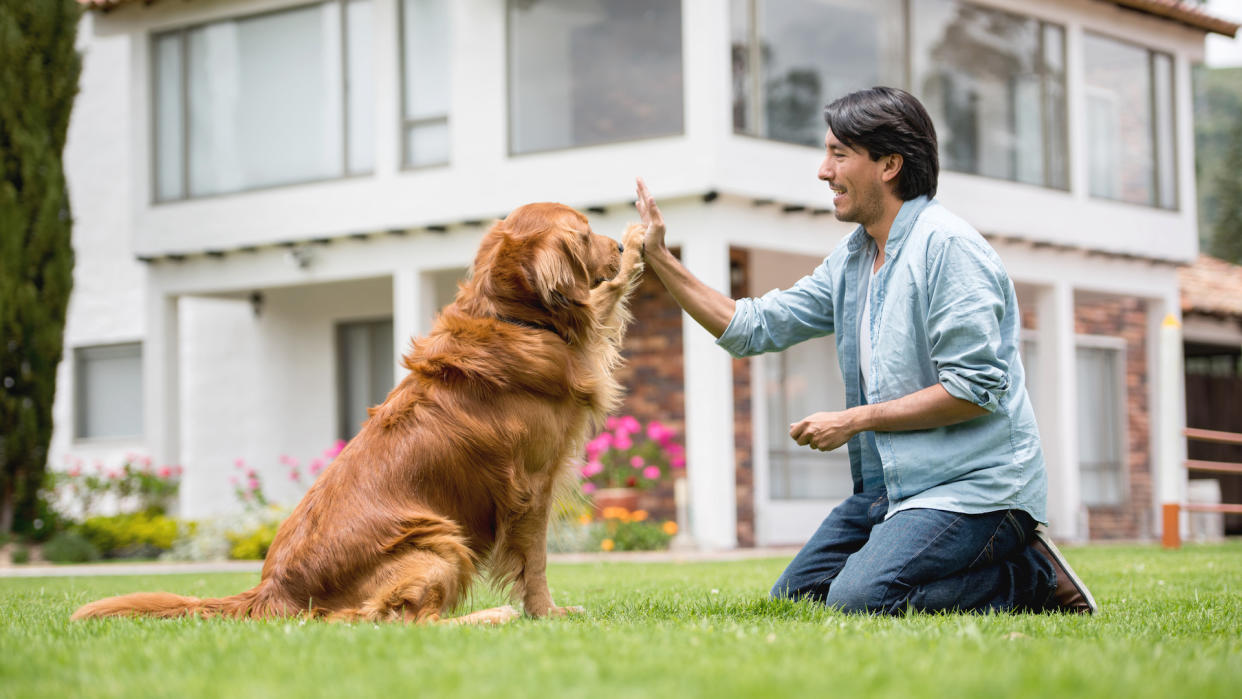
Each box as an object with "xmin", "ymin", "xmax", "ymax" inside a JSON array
[{"xmin": 635, "ymin": 87, "xmax": 1096, "ymax": 615}]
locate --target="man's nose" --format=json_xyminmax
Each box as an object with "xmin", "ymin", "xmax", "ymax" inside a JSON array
[{"xmin": 818, "ymin": 158, "xmax": 833, "ymax": 181}]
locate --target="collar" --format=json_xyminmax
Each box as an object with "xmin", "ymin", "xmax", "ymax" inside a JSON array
[
  {"xmin": 495, "ymin": 315, "xmax": 569, "ymax": 343},
  {"xmin": 845, "ymin": 195, "xmax": 933, "ymax": 258}
]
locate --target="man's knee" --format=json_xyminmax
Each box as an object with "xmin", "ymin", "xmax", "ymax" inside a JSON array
[
  {"xmin": 770, "ymin": 577, "xmax": 827, "ymax": 603},
  {"xmin": 824, "ymin": 574, "xmax": 896, "ymax": 614}
]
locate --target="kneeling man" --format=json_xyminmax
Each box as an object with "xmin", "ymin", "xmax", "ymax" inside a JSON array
[{"xmin": 635, "ymin": 87, "xmax": 1096, "ymax": 615}]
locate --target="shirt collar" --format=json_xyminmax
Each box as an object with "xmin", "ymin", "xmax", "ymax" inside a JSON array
[{"xmin": 845, "ymin": 195, "xmax": 933, "ymax": 257}]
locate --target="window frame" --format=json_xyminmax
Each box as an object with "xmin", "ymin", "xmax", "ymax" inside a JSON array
[
  {"xmin": 397, "ymin": 0, "xmax": 452, "ymax": 171},
  {"xmin": 149, "ymin": 0, "xmax": 374, "ymax": 204},
  {"xmin": 1081, "ymin": 30, "xmax": 1179, "ymax": 210},
  {"xmin": 73, "ymin": 342, "xmax": 145, "ymax": 443}
]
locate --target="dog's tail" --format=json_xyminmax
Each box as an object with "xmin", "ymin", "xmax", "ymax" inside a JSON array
[{"xmin": 71, "ymin": 583, "xmax": 284, "ymax": 621}]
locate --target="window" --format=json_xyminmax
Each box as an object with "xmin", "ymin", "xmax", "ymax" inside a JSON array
[
  {"xmin": 507, "ymin": 0, "xmax": 684, "ymax": 154},
  {"xmin": 75, "ymin": 344, "xmax": 143, "ymax": 440},
  {"xmin": 731, "ymin": 0, "xmax": 904, "ymax": 147},
  {"xmin": 765, "ymin": 337, "xmax": 854, "ymax": 500},
  {"xmin": 1076, "ymin": 345, "xmax": 1125, "ymax": 506},
  {"xmin": 153, "ymin": 0, "xmax": 374, "ymax": 201},
  {"xmin": 336, "ymin": 319, "xmax": 394, "ymax": 439},
  {"xmin": 1022, "ymin": 338, "xmax": 1126, "ymax": 506},
  {"xmin": 400, "ymin": 0, "xmax": 451, "ymax": 168},
  {"xmin": 912, "ymin": 0, "xmax": 1068, "ymax": 188},
  {"xmin": 1083, "ymin": 33, "xmax": 1177, "ymax": 208}
]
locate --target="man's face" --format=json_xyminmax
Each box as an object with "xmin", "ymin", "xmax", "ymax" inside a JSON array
[{"xmin": 817, "ymin": 129, "xmax": 888, "ymax": 227}]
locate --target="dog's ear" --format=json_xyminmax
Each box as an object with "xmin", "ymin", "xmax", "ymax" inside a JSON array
[{"xmin": 528, "ymin": 235, "xmax": 590, "ymax": 310}]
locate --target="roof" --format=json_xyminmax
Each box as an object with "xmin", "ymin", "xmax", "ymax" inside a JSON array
[
  {"xmin": 1180, "ymin": 254, "xmax": 1242, "ymax": 320},
  {"xmin": 78, "ymin": 0, "xmax": 1241, "ymax": 36}
]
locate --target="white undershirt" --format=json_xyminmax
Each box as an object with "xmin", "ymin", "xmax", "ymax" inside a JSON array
[{"xmin": 860, "ymin": 248, "xmax": 878, "ymax": 394}]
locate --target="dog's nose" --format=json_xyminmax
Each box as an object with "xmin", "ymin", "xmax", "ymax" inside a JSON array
[{"xmin": 618, "ymin": 242, "xmax": 625, "ymax": 253}]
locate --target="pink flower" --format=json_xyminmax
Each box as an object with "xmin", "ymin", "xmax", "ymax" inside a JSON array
[
  {"xmin": 606, "ymin": 416, "xmax": 620, "ymax": 430},
  {"xmin": 173, "ymin": 465, "xmax": 184, "ymax": 477},
  {"xmin": 309, "ymin": 458, "xmax": 325, "ymax": 476},
  {"xmin": 581, "ymin": 461, "xmax": 604, "ymax": 478},
  {"xmin": 581, "ymin": 482, "xmax": 597, "ymax": 494},
  {"xmin": 643, "ymin": 465, "xmax": 661, "ymax": 480},
  {"xmin": 325, "ymin": 440, "xmax": 346, "ymax": 459},
  {"xmin": 671, "ymin": 455, "xmax": 686, "ymax": 469},
  {"xmin": 288, "ymin": 468, "xmax": 301, "ymax": 482},
  {"xmin": 621, "ymin": 416, "xmax": 641, "ymax": 434},
  {"xmin": 245, "ymin": 468, "xmax": 256, "ymax": 478},
  {"xmin": 139, "ymin": 455, "xmax": 152, "ymax": 467},
  {"xmin": 68, "ymin": 466, "xmax": 82, "ymax": 478},
  {"xmin": 279, "ymin": 454, "xmax": 293, "ymax": 466},
  {"xmin": 247, "ymin": 477, "xmax": 259, "ymax": 491},
  {"xmin": 157, "ymin": 466, "xmax": 172, "ymax": 478},
  {"xmin": 229, "ymin": 476, "xmax": 239, "ymax": 486},
  {"xmin": 613, "ymin": 434, "xmax": 633, "ymax": 451},
  {"xmin": 234, "ymin": 458, "xmax": 245, "ymax": 470},
  {"xmin": 108, "ymin": 470, "xmax": 121, "ymax": 480},
  {"xmin": 630, "ymin": 456, "xmax": 645, "ymax": 469}
]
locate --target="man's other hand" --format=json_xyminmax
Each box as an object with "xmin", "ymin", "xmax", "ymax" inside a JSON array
[{"xmin": 790, "ymin": 411, "xmax": 859, "ymax": 452}]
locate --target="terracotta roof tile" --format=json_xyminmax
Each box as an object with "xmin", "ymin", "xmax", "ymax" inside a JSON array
[{"xmin": 1180, "ymin": 254, "xmax": 1242, "ymax": 320}]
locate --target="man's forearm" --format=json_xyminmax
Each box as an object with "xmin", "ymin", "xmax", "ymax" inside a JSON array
[
  {"xmin": 851, "ymin": 383, "xmax": 988, "ymax": 433},
  {"xmin": 645, "ymin": 244, "xmax": 736, "ymax": 338}
]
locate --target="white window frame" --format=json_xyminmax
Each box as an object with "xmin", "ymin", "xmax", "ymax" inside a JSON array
[
  {"xmin": 73, "ymin": 342, "xmax": 145, "ymax": 443},
  {"xmin": 149, "ymin": 0, "xmax": 374, "ymax": 203}
]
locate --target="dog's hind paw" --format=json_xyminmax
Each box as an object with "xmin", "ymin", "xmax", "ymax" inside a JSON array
[{"xmin": 446, "ymin": 605, "xmax": 521, "ymax": 626}]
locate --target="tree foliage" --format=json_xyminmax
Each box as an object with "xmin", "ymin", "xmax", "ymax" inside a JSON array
[
  {"xmin": 1210, "ymin": 115, "xmax": 1242, "ymax": 265},
  {"xmin": 0, "ymin": 0, "xmax": 82, "ymax": 534}
]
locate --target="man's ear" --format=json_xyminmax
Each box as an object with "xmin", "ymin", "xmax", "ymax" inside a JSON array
[
  {"xmin": 528, "ymin": 237, "xmax": 590, "ymax": 310},
  {"xmin": 881, "ymin": 153, "xmax": 904, "ymax": 184}
]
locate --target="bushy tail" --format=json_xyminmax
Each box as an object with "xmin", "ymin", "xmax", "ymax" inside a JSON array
[{"xmin": 71, "ymin": 585, "xmax": 280, "ymax": 621}]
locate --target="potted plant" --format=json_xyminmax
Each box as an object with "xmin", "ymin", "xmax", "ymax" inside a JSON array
[{"xmin": 579, "ymin": 416, "xmax": 685, "ymax": 516}]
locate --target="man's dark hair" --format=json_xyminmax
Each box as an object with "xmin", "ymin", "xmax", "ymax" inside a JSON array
[{"xmin": 823, "ymin": 87, "xmax": 939, "ymax": 200}]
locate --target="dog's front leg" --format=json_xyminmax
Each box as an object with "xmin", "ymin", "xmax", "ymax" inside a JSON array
[
  {"xmin": 516, "ymin": 500, "xmax": 582, "ymax": 619},
  {"xmin": 590, "ymin": 224, "xmax": 647, "ymax": 328}
]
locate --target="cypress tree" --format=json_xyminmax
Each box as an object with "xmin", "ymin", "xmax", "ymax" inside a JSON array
[
  {"xmin": 1211, "ymin": 116, "xmax": 1242, "ymax": 265},
  {"xmin": 0, "ymin": 0, "xmax": 82, "ymax": 535}
]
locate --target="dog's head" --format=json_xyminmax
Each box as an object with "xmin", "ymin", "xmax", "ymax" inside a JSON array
[{"xmin": 465, "ymin": 203, "xmax": 622, "ymax": 334}]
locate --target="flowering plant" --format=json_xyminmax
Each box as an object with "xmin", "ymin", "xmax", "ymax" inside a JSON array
[
  {"xmin": 579, "ymin": 416, "xmax": 685, "ymax": 493},
  {"xmin": 229, "ymin": 439, "xmax": 345, "ymax": 510},
  {"xmin": 53, "ymin": 454, "xmax": 182, "ymax": 517}
]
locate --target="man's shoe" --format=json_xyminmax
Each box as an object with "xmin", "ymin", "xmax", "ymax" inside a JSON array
[{"xmin": 1030, "ymin": 526, "xmax": 1099, "ymax": 615}]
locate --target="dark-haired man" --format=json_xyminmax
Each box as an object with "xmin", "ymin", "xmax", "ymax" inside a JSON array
[{"xmin": 635, "ymin": 87, "xmax": 1096, "ymax": 615}]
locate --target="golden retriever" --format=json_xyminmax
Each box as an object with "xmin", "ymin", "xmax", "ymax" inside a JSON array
[{"xmin": 72, "ymin": 202, "xmax": 646, "ymax": 624}]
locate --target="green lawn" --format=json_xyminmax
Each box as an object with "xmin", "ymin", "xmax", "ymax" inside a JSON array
[{"xmin": 2, "ymin": 543, "xmax": 1240, "ymax": 698}]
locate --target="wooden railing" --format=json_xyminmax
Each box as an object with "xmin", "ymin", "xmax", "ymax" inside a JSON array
[{"xmin": 1162, "ymin": 428, "xmax": 1242, "ymax": 548}]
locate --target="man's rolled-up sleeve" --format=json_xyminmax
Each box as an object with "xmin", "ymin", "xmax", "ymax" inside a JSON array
[
  {"xmin": 716, "ymin": 261, "xmax": 836, "ymax": 358},
  {"xmin": 926, "ymin": 237, "xmax": 1011, "ymax": 413}
]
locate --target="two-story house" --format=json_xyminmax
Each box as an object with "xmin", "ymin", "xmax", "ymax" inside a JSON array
[{"xmin": 59, "ymin": 0, "xmax": 1237, "ymax": 548}]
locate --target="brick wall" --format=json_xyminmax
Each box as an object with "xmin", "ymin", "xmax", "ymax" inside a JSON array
[
  {"xmin": 1020, "ymin": 297, "xmax": 1152, "ymax": 540},
  {"xmin": 731, "ymin": 248, "xmax": 755, "ymax": 547},
  {"xmin": 616, "ymin": 258, "xmax": 686, "ymax": 521}
]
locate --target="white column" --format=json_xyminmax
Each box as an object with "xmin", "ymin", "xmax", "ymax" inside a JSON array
[
  {"xmin": 392, "ymin": 269, "xmax": 421, "ymax": 376},
  {"xmin": 1152, "ymin": 296, "xmax": 1187, "ymax": 537},
  {"xmin": 1034, "ymin": 282, "xmax": 1082, "ymax": 540},
  {"xmin": 679, "ymin": 233, "xmax": 737, "ymax": 550},
  {"xmin": 144, "ymin": 291, "xmax": 181, "ymax": 504}
]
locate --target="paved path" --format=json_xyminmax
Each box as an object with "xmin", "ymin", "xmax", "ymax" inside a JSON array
[{"xmin": 0, "ymin": 547, "xmax": 799, "ymax": 578}]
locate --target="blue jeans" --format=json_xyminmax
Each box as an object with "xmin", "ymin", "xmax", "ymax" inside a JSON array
[{"xmin": 771, "ymin": 490, "xmax": 1057, "ymax": 614}]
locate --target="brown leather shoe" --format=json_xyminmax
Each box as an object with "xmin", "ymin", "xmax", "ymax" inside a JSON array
[{"xmin": 1031, "ymin": 526, "xmax": 1099, "ymax": 615}]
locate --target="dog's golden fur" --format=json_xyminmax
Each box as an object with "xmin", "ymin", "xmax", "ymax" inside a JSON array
[{"xmin": 72, "ymin": 203, "xmax": 646, "ymax": 624}]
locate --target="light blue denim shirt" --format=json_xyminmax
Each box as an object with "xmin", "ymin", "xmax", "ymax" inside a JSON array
[{"xmin": 718, "ymin": 196, "xmax": 1046, "ymax": 523}]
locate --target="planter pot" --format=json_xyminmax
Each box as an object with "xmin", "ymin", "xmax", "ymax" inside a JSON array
[{"xmin": 591, "ymin": 487, "xmax": 641, "ymax": 518}]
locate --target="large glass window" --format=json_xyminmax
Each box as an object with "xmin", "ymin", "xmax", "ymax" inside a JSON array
[
  {"xmin": 1083, "ymin": 33, "xmax": 1177, "ymax": 208},
  {"xmin": 400, "ymin": 0, "xmax": 451, "ymax": 168},
  {"xmin": 153, "ymin": 0, "xmax": 374, "ymax": 201},
  {"xmin": 1076, "ymin": 346, "xmax": 1125, "ymax": 506},
  {"xmin": 75, "ymin": 344, "xmax": 143, "ymax": 440},
  {"xmin": 912, "ymin": 0, "xmax": 1068, "ymax": 189},
  {"xmin": 336, "ymin": 319, "xmax": 394, "ymax": 439},
  {"xmin": 508, "ymin": 0, "xmax": 684, "ymax": 154},
  {"xmin": 764, "ymin": 337, "xmax": 854, "ymax": 500},
  {"xmin": 731, "ymin": 0, "xmax": 904, "ymax": 147}
]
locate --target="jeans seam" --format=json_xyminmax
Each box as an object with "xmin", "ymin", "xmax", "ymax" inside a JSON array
[{"xmin": 965, "ymin": 513, "xmax": 1011, "ymax": 570}]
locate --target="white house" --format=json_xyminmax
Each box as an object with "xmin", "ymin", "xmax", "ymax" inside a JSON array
[{"xmin": 57, "ymin": 0, "xmax": 1238, "ymax": 548}]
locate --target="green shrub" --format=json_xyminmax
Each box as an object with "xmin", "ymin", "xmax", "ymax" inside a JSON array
[
  {"xmin": 11, "ymin": 546, "xmax": 31, "ymax": 564},
  {"xmin": 42, "ymin": 531, "xmax": 100, "ymax": 563},
  {"xmin": 227, "ymin": 520, "xmax": 280, "ymax": 560},
  {"xmin": 77, "ymin": 512, "xmax": 178, "ymax": 558}
]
